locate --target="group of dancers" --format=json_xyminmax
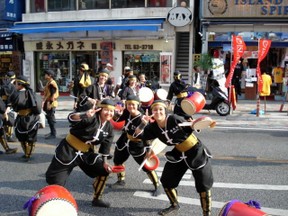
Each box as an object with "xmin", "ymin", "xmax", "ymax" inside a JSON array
[
  {"xmin": 45, "ymin": 66, "xmax": 214, "ymax": 216},
  {"xmin": 1, "ymin": 64, "xmax": 214, "ymax": 215}
]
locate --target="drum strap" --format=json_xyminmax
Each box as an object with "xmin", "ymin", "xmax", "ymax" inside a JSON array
[
  {"xmin": 176, "ymin": 92, "xmax": 188, "ymax": 98},
  {"xmin": 18, "ymin": 109, "xmax": 32, "ymax": 116},
  {"xmin": 66, "ymin": 133, "xmax": 92, "ymax": 152},
  {"xmin": 127, "ymin": 134, "xmax": 141, "ymax": 142},
  {"xmin": 175, "ymin": 134, "xmax": 198, "ymax": 152}
]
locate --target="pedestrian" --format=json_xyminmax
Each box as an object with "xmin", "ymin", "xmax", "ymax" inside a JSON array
[
  {"xmin": 142, "ymin": 100, "xmax": 213, "ymax": 216},
  {"xmin": 0, "ymin": 97, "xmax": 17, "ymax": 154},
  {"xmin": 120, "ymin": 75, "xmax": 138, "ymax": 102},
  {"xmin": 10, "ymin": 75, "xmax": 41, "ymax": 161},
  {"xmin": 72, "ymin": 63, "xmax": 94, "ymax": 110},
  {"xmin": 232, "ymin": 60, "xmax": 243, "ymax": 100},
  {"xmin": 111, "ymin": 95, "xmax": 160, "ymax": 196},
  {"xmin": 43, "ymin": 70, "xmax": 59, "ymax": 139},
  {"xmin": 45, "ymin": 98, "xmax": 116, "ymax": 208},
  {"xmin": 166, "ymin": 71, "xmax": 192, "ymax": 120},
  {"xmin": 92, "ymin": 68, "xmax": 114, "ymax": 100},
  {"xmin": 114, "ymin": 66, "xmax": 133, "ymax": 98},
  {"xmin": 1, "ymin": 71, "xmax": 17, "ymax": 142}
]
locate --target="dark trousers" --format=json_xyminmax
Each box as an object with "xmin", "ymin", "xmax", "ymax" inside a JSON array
[{"xmin": 46, "ymin": 108, "xmax": 56, "ymax": 135}]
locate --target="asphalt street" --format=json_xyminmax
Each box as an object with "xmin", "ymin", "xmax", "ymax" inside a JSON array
[{"xmin": 0, "ymin": 96, "xmax": 287, "ymax": 216}]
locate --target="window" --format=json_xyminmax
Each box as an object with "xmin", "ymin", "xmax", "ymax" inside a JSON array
[
  {"xmin": 79, "ymin": 0, "xmax": 109, "ymax": 10},
  {"xmin": 48, "ymin": 0, "xmax": 76, "ymax": 11},
  {"xmin": 148, "ymin": 0, "xmax": 172, "ymax": 7},
  {"xmin": 112, "ymin": 0, "xmax": 145, "ymax": 8},
  {"xmin": 31, "ymin": 0, "xmax": 45, "ymax": 12}
]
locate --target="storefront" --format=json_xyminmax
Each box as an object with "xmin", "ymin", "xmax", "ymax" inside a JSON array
[
  {"xmin": 24, "ymin": 38, "xmax": 174, "ymax": 93},
  {"xmin": 0, "ymin": 33, "xmax": 23, "ymax": 81},
  {"xmin": 200, "ymin": 1, "xmax": 288, "ymax": 99}
]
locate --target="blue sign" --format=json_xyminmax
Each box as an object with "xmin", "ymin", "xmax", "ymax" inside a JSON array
[{"xmin": 3, "ymin": 0, "xmax": 24, "ymax": 21}]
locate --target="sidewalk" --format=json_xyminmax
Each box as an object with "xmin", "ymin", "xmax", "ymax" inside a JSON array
[{"xmin": 55, "ymin": 96, "xmax": 288, "ymax": 129}]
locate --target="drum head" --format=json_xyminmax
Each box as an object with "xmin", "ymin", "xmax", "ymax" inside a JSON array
[
  {"xmin": 155, "ymin": 89, "xmax": 168, "ymax": 100},
  {"xmin": 36, "ymin": 199, "xmax": 78, "ymax": 216},
  {"xmin": 139, "ymin": 87, "xmax": 154, "ymax": 103},
  {"xmin": 181, "ymin": 99, "xmax": 197, "ymax": 115},
  {"xmin": 192, "ymin": 116, "xmax": 214, "ymax": 130}
]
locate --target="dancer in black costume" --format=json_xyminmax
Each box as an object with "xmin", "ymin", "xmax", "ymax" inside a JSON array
[
  {"xmin": 46, "ymin": 99, "xmax": 116, "ymax": 208},
  {"xmin": 111, "ymin": 95, "xmax": 160, "ymax": 196},
  {"xmin": 142, "ymin": 100, "xmax": 213, "ymax": 216}
]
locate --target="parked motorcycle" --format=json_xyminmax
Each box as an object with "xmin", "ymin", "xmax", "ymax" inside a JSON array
[{"xmin": 189, "ymin": 80, "xmax": 230, "ymax": 116}]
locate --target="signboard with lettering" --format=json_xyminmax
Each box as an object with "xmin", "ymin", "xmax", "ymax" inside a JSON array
[
  {"xmin": 167, "ymin": 7, "xmax": 193, "ymax": 27},
  {"xmin": 4, "ymin": 0, "xmax": 24, "ymax": 21},
  {"xmin": 203, "ymin": 0, "xmax": 288, "ymax": 18}
]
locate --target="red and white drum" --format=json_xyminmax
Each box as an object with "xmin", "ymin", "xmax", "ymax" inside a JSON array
[
  {"xmin": 154, "ymin": 88, "xmax": 168, "ymax": 101},
  {"xmin": 218, "ymin": 200, "xmax": 269, "ymax": 216},
  {"xmin": 144, "ymin": 154, "xmax": 160, "ymax": 171},
  {"xmin": 30, "ymin": 185, "xmax": 78, "ymax": 216},
  {"xmin": 181, "ymin": 92, "xmax": 206, "ymax": 115},
  {"xmin": 139, "ymin": 87, "xmax": 154, "ymax": 107}
]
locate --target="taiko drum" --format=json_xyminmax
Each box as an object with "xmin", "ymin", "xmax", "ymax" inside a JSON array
[
  {"xmin": 218, "ymin": 200, "xmax": 269, "ymax": 216},
  {"xmin": 30, "ymin": 185, "xmax": 78, "ymax": 216},
  {"xmin": 181, "ymin": 92, "xmax": 206, "ymax": 115}
]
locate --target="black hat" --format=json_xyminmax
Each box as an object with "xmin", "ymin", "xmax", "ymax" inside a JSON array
[
  {"xmin": 44, "ymin": 70, "xmax": 55, "ymax": 77},
  {"xmin": 98, "ymin": 99, "xmax": 116, "ymax": 110},
  {"xmin": 128, "ymin": 75, "xmax": 137, "ymax": 81},
  {"xmin": 99, "ymin": 68, "xmax": 110, "ymax": 76},
  {"xmin": 6, "ymin": 71, "xmax": 15, "ymax": 79},
  {"xmin": 16, "ymin": 75, "xmax": 30, "ymax": 86},
  {"xmin": 150, "ymin": 100, "xmax": 167, "ymax": 110},
  {"xmin": 174, "ymin": 70, "xmax": 181, "ymax": 76},
  {"xmin": 126, "ymin": 95, "xmax": 140, "ymax": 104}
]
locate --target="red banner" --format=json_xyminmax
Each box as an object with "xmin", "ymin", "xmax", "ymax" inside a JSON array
[
  {"xmin": 256, "ymin": 39, "xmax": 271, "ymax": 93},
  {"xmin": 225, "ymin": 35, "xmax": 246, "ymax": 88}
]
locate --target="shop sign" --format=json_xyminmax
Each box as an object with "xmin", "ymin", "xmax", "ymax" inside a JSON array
[
  {"xmin": 35, "ymin": 41, "xmax": 98, "ymax": 51},
  {"xmin": 4, "ymin": 0, "xmax": 24, "ymax": 21},
  {"xmin": 167, "ymin": 7, "xmax": 193, "ymax": 27},
  {"xmin": 203, "ymin": 0, "xmax": 288, "ymax": 18},
  {"xmin": 124, "ymin": 44, "xmax": 154, "ymax": 50}
]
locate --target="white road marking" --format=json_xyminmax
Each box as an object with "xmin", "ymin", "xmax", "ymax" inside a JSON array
[
  {"xmin": 134, "ymin": 191, "xmax": 288, "ymax": 216},
  {"xmin": 215, "ymin": 126, "xmax": 288, "ymax": 131},
  {"xmin": 144, "ymin": 179, "xmax": 288, "ymax": 191}
]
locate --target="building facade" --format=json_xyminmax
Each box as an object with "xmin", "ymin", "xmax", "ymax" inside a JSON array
[
  {"xmin": 200, "ymin": 1, "xmax": 288, "ymax": 99},
  {"xmin": 9, "ymin": 0, "xmax": 196, "ymax": 92}
]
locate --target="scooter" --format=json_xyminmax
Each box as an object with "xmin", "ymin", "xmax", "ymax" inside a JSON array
[{"xmin": 203, "ymin": 80, "xmax": 230, "ymax": 116}]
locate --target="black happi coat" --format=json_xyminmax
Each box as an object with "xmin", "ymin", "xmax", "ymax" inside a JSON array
[
  {"xmin": 10, "ymin": 89, "xmax": 40, "ymax": 142},
  {"xmin": 115, "ymin": 109, "xmax": 145, "ymax": 156},
  {"xmin": 143, "ymin": 114, "xmax": 211, "ymax": 170},
  {"xmin": 55, "ymin": 112, "xmax": 114, "ymax": 166}
]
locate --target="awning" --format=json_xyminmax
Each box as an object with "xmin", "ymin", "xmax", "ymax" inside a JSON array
[
  {"xmin": 9, "ymin": 19, "xmax": 165, "ymax": 34},
  {"xmin": 209, "ymin": 41, "xmax": 288, "ymax": 48}
]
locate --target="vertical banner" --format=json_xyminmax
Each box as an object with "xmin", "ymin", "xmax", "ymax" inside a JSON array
[
  {"xmin": 256, "ymin": 39, "xmax": 272, "ymax": 93},
  {"xmin": 100, "ymin": 42, "xmax": 114, "ymax": 65},
  {"xmin": 160, "ymin": 52, "xmax": 172, "ymax": 84},
  {"xmin": 225, "ymin": 35, "xmax": 246, "ymax": 88}
]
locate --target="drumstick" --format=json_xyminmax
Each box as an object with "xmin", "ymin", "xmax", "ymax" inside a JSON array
[
  {"xmin": 178, "ymin": 121, "xmax": 194, "ymax": 127},
  {"xmin": 138, "ymin": 138, "xmax": 166, "ymax": 171}
]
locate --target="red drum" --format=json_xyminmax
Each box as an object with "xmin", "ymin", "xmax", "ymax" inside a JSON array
[
  {"xmin": 181, "ymin": 92, "xmax": 206, "ymax": 115},
  {"xmin": 111, "ymin": 165, "xmax": 125, "ymax": 173},
  {"xmin": 218, "ymin": 200, "xmax": 269, "ymax": 216},
  {"xmin": 30, "ymin": 185, "xmax": 78, "ymax": 216},
  {"xmin": 154, "ymin": 88, "xmax": 168, "ymax": 101},
  {"xmin": 110, "ymin": 119, "xmax": 125, "ymax": 131},
  {"xmin": 139, "ymin": 87, "xmax": 154, "ymax": 107},
  {"xmin": 144, "ymin": 154, "xmax": 160, "ymax": 171}
]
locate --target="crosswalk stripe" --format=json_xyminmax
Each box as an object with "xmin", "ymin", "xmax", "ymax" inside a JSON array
[{"xmin": 134, "ymin": 191, "xmax": 288, "ymax": 216}]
